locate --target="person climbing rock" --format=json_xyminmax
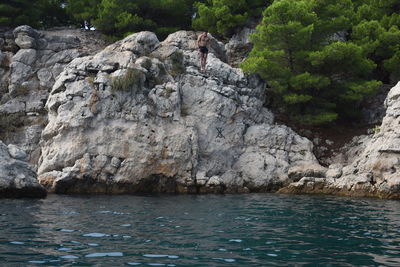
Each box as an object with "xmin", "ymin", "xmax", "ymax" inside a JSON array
[{"xmin": 197, "ymin": 31, "xmax": 209, "ymax": 72}]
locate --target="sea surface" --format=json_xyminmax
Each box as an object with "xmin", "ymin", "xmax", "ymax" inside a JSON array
[{"xmin": 1, "ymin": 194, "xmax": 400, "ymax": 266}]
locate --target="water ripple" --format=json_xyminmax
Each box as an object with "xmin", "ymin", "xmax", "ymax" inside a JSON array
[
  {"xmin": 82, "ymin": 232, "xmax": 109, "ymax": 237},
  {"xmin": 85, "ymin": 252, "xmax": 123, "ymax": 257},
  {"xmin": 1, "ymin": 194, "xmax": 400, "ymax": 266}
]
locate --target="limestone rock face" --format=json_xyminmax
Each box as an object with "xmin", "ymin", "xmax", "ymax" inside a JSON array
[
  {"xmin": 0, "ymin": 141, "xmax": 46, "ymax": 198},
  {"xmin": 0, "ymin": 25, "xmax": 108, "ymax": 165},
  {"xmin": 280, "ymin": 82, "xmax": 400, "ymax": 199},
  {"xmin": 38, "ymin": 30, "xmax": 318, "ymax": 194},
  {"xmin": 162, "ymin": 31, "xmax": 227, "ymax": 62},
  {"xmin": 4, "ymin": 26, "xmax": 399, "ymax": 198},
  {"xmin": 225, "ymin": 27, "xmax": 255, "ymax": 67}
]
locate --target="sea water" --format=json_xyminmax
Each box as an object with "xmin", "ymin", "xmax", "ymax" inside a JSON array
[{"xmin": 1, "ymin": 194, "xmax": 400, "ymax": 266}]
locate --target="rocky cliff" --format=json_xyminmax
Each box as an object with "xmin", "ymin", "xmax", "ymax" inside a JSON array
[
  {"xmin": 1, "ymin": 25, "xmax": 399, "ymax": 198},
  {"xmin": 0, "ymin": 26, "xmax": 107, "ymax": 165},
  {"xmin": 0, "ymin": 25, "xmax": 107, "ymax": 197},
  {"xmin": 280, "ymin": 82, "xmax": 400, "ymax": 199},
  {"xmin": 36, "ymin": 30, "xmax": 317, "ymax": 194}
]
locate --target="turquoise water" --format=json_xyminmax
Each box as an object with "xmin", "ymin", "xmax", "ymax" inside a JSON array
[{"xmin": 1, "ymin": 194, "xmax": 400, "ymax": 266}]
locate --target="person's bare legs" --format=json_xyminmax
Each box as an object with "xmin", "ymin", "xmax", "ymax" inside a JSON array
[
  {"xmin": 199, "ymin": 51, "xmax": 202, "ymax": 71},
  {"xmin": 203, "ymin": 52, "xmax": 208, "ymax": 72},
  {"xmin": 200, "ymin": 53, "xmax": 207, "ymax": 72},
  {"xmin": 200, "ymin": 52, "xmax": 205, "ymax": 72}
]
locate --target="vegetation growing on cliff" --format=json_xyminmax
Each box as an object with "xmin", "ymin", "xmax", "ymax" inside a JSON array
[
  {"xmin": 2, "ymin": 0, "xmax": 400, "ymax": 126},
  {"xmin": 111, "ymin": 68, "xmax": 144, "ymax": 94},
  {"xmin": 196, "ymin": 0, "xmax": 400, "ymax": 125}
]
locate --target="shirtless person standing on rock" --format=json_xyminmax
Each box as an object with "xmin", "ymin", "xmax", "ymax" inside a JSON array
[{"xmin": 197, "ymin": 31, "xmax": 209, "ymax": 72}]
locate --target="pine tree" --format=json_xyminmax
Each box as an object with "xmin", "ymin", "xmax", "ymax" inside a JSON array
[
  {"xmin": 65, "ymin": 0, "xmax": 99, "ymax": 25},
  {"xmin": 136, "ymin": 0, "xmax": 197, "ymax": 38},
  {"xmin": 192, "ymin": 0, "xmax": 270, "ymax": 38},
  {"xmin": 36, "ymin": 0, "xmax": 69, "ymax": 27},
  {"xmin": 92, "ymin": 0, "xmax": 152, "ymax": 37},
  {"xmin": 352, "ymin": 0, "xmax": 400, "ymax": 83},
  {"xmin": 242, "ymin": 0, "xmax": 380, "ymax": 125},
  {"xmin": 0, "ymin": 0, "xmax": 40, "ymax": 27},
  {"xmin": 66, "ymin": 0, "xmax": 198, "ymax": 39}
]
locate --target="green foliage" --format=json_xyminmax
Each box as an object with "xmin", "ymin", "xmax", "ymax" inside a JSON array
[
  {"xmin": 1, "ymin": 0, "xmax": 267, "ymax": 39},
  {"xmin": 145, "ymin": 0, "xmax": 197, "ymax": 39},
  {"xmin": 242, "ymin": 0, "xmax": 381, "ymax": 125},
  {"xmin": 352, "ymin": 0, "xmax": 400, "ymax": 82},
  {"xmin": 296, "ymin": 112, "xmax": 338, "ymax": 126},
  {"xmin": 192, "ymin": 0, "xmax": 270, "ymax": 38},
  {"xmin": 310, "ymin": 0, "xmax": 354, "ymax": 42},
  {"xmin": 0, "ymin": 0, "xmax": 39, "ymax": 27},
  {"xmin": 0, "ymin": 0, "xmax": 68, "ymax": 28},
  {"xmin": 65, "ymin": 0, "xmax": 99, "ymax": 23},
  {"xmin": 372, "ymin": 124, "xmax": 381, "ymax": 133},
  {"xmin": 66, "ymin": 0, "xmax": 198, "ymax": 39},
  {"xmin": 36, "ymin": 0, "xmax": 70, "ymax": 27},
  {"xmin": 111, "ymin": 68, "xmax": 144, "ymax": 94},
  {"xmin": 92, "ymin": 0, "xmax": 152, "ymax": 36}
]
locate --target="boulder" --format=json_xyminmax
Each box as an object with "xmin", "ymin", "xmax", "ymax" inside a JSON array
[
  {"xmin": 12, "ymin": 49, "xmax": 37, "ymax": 65},
  {"xmin": 13, "ymin": 25, "xmax": 40, "ymax": 49},
  {"xmin": 9, "ymin": 61, "xmax": 33, "ymax": 85},
  {"xmin": 111, "ymin": 31, "xmax": 160, "ymax": 55},
  {"xmin": 7, "ymin": 144, "xmax": 27, "ymax": 160},
  {"xmin": 0, "ymin": 141, "xmax": 46, "ymax": 198}
]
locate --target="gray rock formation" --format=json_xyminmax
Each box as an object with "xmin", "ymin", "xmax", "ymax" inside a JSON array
[
  {"xmin": 225, "ymin": 27, "xmax": 255, "ymax": 67},
  {"xmin": 361, "ymin": 84, "xmax": 393, "ymax": 125},
  {"xmin": 0, "ymin": 141, "xmax": 46, "ymax": 198},
  {"xmin": 4, "ymin": 26, "xmax": 397, "ymax": 198},
  {"xmin": 37, "ymin": 30, "xmax": 318, "ymax": 194},
  {"xmin": 280, "ymin": 82, "xmax": 400, "ymax": 199},
  {"xmin": 0, "ymin": 25, "xmax": 108, "ymax": 165}
]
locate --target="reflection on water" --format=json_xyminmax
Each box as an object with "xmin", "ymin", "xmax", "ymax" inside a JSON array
[{"xmin": 1, "ymin": 194, "xmax": 400, "ymax": 266}]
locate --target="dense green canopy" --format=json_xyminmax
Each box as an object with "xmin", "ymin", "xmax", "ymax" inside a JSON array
[
  {"xmin": 0, "ymin": 0, "xmax": 37, "ymax": 27},
  {"xmin": 242, "ymin": 0, "xmax": 399, "ymax": 125},
  {"xmin": 352, "ymin": 0, "xmax": 400, "ymax": 83},
  {"xmin": 192, "ymin": 0, "xmax": 270, "ymax": 38},
  {"xmin": 0, "ymin": 0, "xmax": 69, "ymax": 28},
  {"xmin": 65, "ymin": 0, "xmax": 198, "ymax": 39}
]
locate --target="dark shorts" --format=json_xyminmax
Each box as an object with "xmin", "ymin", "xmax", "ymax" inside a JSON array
[{"xmin": 199, "ymin": 46, "xmax": 208, "ymax": 54}]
